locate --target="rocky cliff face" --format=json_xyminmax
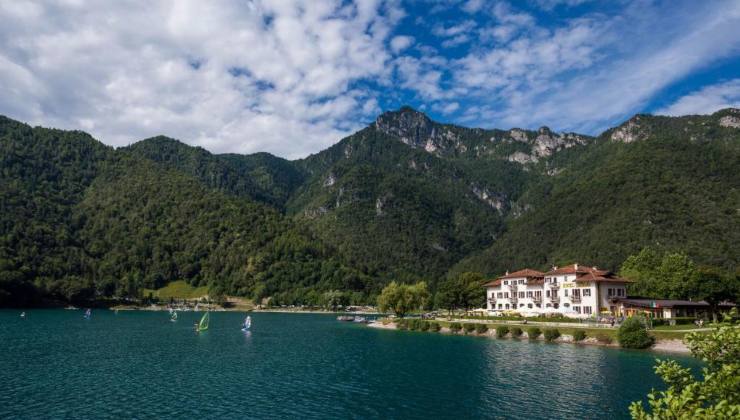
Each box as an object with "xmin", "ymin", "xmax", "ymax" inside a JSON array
[
  {"xmin": 375, "ymin": 106, "xmax": 590, "ymax": 164},
  {"xmin": 506, "ymin": 127, "xmax": 588, "ymax": 164},
  {"xmin": 374, "ymin": 107, "xmax": 468, "ymax": 155}
]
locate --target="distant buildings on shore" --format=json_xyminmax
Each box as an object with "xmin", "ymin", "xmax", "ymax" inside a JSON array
[
  {"xmin": 484, "ymin": 264, "xmax": 629, "ymax": 318},
  {"xmin": 484, "ymin": 263, "xmax": 733, "ymax": 319}
]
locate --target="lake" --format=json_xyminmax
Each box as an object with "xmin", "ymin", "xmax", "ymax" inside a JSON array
[{"xmin": 0, "ymin": 310, "xmax": 697, "ymax": 419}]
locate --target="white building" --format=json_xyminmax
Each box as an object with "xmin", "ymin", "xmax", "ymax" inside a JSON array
[{"xmin": 484, "ymin": 264, "xmax": 630, "ymax": 317}]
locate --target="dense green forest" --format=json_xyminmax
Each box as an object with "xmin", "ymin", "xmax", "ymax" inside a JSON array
[{"xmin": 0, "ymin": 107, "xmax": 738, "ymax": 307}]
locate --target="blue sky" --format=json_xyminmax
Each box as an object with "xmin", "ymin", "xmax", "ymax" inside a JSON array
[{"xmin": 1, "ymin": 0, "xmax": 739, "ymax": 158}]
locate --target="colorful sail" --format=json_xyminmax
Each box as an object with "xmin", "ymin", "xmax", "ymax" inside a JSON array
[
  {"xmin": 243, "ymin": 315, "xmax": 251, "ymax": 330},
  {"xmin": 198, "ymin": 312, "xmax": 209, "ymax": 331}
]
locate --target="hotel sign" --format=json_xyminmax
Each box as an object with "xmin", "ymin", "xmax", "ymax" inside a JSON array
[{"xmin": 562, "ymin": 282, "xmax": 576, "ymax": 288}]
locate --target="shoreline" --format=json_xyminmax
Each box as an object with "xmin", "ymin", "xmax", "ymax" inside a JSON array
[{"xmin": 367, "ymin": 321, "xmax": 691, "ymax": 354}]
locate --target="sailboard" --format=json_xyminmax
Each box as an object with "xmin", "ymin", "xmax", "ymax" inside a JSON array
[
  {"xmin": 84, "ymin": 309, "xmax": 92, "ymax": 319},
  {"xmin": 170, "ymin": 311, "xmax": 178, "ymax": 322},
  {"xmin": 198, "ymin": 311, "xmax": 209, "ymax": 331},
  {"xmin": 241, "ymin": 315, "xmax": 251, "ymax": 331}
]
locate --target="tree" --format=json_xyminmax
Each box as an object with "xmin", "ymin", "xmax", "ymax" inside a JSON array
[
  {"xmin": 322, "ymin": 290, "xmax": 348, "ymax": 311},
  {"xmin": 620, "ymin": 248, "xmax": 697, "ymax": 299},
  {"xmin": 617, "ymin": 316, "xmax": 655, "ymax": 349},
  {"xmin": 377, "ymin": 281, "xmax": 429, "ymax": 318},
  {"xmin": 686, "ymin": 267, "xmax": 739, "ymax": 323},
  {"xmin": 629, "ymin": 310, "xmax": 740, "ymax": 418},
  {"xmin": 434, "ymin": 272, "xmax": 485, "ymax": 314}
]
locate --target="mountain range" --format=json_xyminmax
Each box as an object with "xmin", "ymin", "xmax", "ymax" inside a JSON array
[{"xmin": 1, "ymin": 107, "xmax": 738, "ymax": 306}]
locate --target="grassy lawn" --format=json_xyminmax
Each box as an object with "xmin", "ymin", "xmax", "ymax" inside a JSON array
[{"xmin": 142, "ymin": 280, "xmax": 209, "ymax": 300}]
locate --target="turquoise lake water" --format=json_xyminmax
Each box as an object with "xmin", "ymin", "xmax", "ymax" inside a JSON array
[{"xmin": 0, "ymin": 310, "xmax": 698, "ymax": 419}]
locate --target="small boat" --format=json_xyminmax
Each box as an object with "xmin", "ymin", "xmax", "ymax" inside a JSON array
[
  {"xmin": 197, "ymin": 312, "xmax": 209, "ymax": 332},
  {"xmin": 170, "ymin": 311, "xmax": 178, "ymax": 322},
  {"xmin": 353, "ymin": 316, "xmax": 367, "ymax": 323},
  {"xmin": 20, "ymin": 312, "xmax": 26, "ymax": 318},
  {"xmin": 241, "ymin": 315, "xmax": 251, "ymax": 331},
  {"xmin": 337, "ymin": 315, "xmax": 354, "ymax": 322},
  {"xmin": 84, "ymin": 309, "xmax": 92, "ymax": 319}
]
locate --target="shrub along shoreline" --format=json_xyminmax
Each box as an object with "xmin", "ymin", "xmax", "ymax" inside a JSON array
[{"xmin": 368, "ymin": 319, "xmax": 690, "ymax": 353}]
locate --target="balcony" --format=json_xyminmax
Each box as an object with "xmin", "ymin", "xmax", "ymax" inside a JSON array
[
  {"xmin": 549, "ymin": 295, "xmax": 560, "ymax": 302},
  {"xmin": 533, "ymin": 295, "xmax": 542, "ymax": 303},
  {"xmin": 548, "ymin": 283, "xmax": 559, "ymax": 290},
  {"xmin": 488, "ymin": 298, "xmax": 497, "ymax": 306},
  {"xmin": 508, "ymin": 284, "xmax": 519, "ymax": 292}
]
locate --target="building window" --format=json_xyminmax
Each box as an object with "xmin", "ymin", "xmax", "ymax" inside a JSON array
[
  {"xmin": 536, "ymin": 304, "xmax": 541, "ymax": 308},
  {"xmin": 573, "ymin": 306, "xmax": 581, "ymax": 313},
  {"xmin": 546, "ymin": 303, "xmax": 551, "ymax": 308},
  {"xmin": 527, "ymin": 304, "xmax": 533, "ymax": 309},
  {"xmin": 618, "ymin": 289, "xmax": 625, "ymax": 297},
  {"xmin": 546, "ymin": 290, "xmax": 550, "ymax": 297},
  {"xmin": 583, "ymin": 289, "xmax": 591, "ymax": 297},
  {"xmin": 563, "ymin": 303, "xmax": 570, "ymax": 308},
  {"xmin": 519, "ymin": 304, "xmax": 525, "ymax": 308},
  {"xmin": 535, "ymin": 291, "xmax": 542, "ymax": 297},
  {"xmin": 527, "ymin": 291, "xmax": 533, "ymax": 298},
  {"xmin": 564, "ymin": 289, "xmax": 569, "ymax": 297},
  {"xmin": 584, "ymin": 306, "xmax": 592, "ymax": 315},
  {"xmin": 519, "ymin": 292, "xmax": 525, "ymax": 298},
  {"xmin": 504, "ymin": 281, "xmax": 508, "ymax": 285},
  {"xmin": 505, "ymin": 304, "xmax": 510, "ymax": 309},
  {"xmin": 554, "ymin": 303, "xmax": 559, "ymax": 309},
  {"xmin": 498, "ymin": 304, "xmax": 502, "ymax": 309},
  {"xmin": 608, "ymin": 288, "xmax": 614, "ymax": 296},
  {"xmin": 504, "ymin": 292, "xmax": 509, "ymax": 298}
]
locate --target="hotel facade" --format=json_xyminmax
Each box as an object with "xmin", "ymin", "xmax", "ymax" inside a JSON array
[{"xmin": 484, "ymin": 264, "xmax": 631, "ymax": 317}]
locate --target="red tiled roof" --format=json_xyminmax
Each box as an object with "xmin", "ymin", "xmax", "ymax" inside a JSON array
[
  {"xmin": 498, "ymin": 268, "xmax": 544, "ymax": 279},
  {"xmin": 484, "ymin": 268, "xmax": 544, "ymax": 288},
  {"xmin": 574, "ymin": 273, "xmax": 633, "ymax": 283},
  {"xmin": 483, "ymin": 279, "xmax": 502, "ymax": 287}
]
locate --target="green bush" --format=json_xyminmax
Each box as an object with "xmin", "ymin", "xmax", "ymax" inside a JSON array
[
  {"xmin": 573, "ymin": 330, "xmax": 587, "ymax": 342},
  {"xmin": 475, "ymin": 324, "xmax": 489, "ymax": 334},
  {"xmin": 527, "ymin": 327, "xmax": 541, "ymax": 339},
  {"xmin": 595, "ymin": 333, "xmax": 613, "ymax": 344},
  {"xmin": 618, "ymin": 317, "xmax": 655, "ymax": 349},
  {"xmin": 496, "ymin": 325, "xmax": 510, "ymax": 338},
  {"xmin": 396, "ymin": 319, "xmax": 408, "ymax": 330},
  {"xmin": 543, "ymin": 328, "xmax": 561, "ymax": 342},
  {"xmin": 449, "ymin": 322, "xmax": 462, "ymax": 333},
  {"xmin": 407, "ymin": 318, "xmax": 422, "ymax": 331},
  {"xmin": 510, "ymin": 327, "xmax": 523, "ymax": 337},
  {"xmin": 429, "ymin": 322, "xmax": 441, "ymax": 332},
  {"xmin": 420, "ymin": 321, "xmax": 430, "ymax": 331},
  {"xmin": 463, "ymin": 323, "xmax": 476, "ymax": 334}
]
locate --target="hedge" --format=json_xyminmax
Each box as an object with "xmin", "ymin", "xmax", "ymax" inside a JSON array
[
  {"xmin": 543, "ymin": 328, "xmax": 561, "ymax": 342},
  {"xmin": 527, "ymin": 327, "xmax": 542, "ymax": 339},
  {"xmin": 496, "ymin": 326, "xmax": 510, "ymax": 338}
]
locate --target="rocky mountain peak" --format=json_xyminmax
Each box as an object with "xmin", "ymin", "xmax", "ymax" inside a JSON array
[
  {"xmin": 374, "ymin": 106, "xmax": 465, "ymax": 155},
  {"xmin": 610, "ymin": 114, "xmax": 649, "ymax": 143},
  {"xmin": 716, "ymin": 108, "xmax": 740, "ymax": 128}
]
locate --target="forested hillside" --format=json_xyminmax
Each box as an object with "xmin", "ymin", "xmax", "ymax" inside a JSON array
[{"xmin": 1, "ymin": 107, "xmax": 738, "ymax": 307}]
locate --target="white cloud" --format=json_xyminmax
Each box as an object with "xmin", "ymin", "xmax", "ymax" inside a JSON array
[
  {"xmin": 405, "ymin": 0, "xmax": 740, "ymax": 134},
  {"xmin": 655, "ymin": 79, "xmax": 740, "ymax": 116},
  {"xmin": 462, "ymin": 0, "xmax": 484, "ymax": 14},
  {"xmin": 0, "ymin": 0, "xmax": 402, "ymax": 159},
  {"xmin": 440, "ymin": 102, "xmax": 460, "ymax": 114},
  {"xmin": 390, "ymin": 35, "xmax": 414, "ymax": 54}
]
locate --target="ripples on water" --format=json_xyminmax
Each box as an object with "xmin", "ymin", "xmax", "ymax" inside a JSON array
[{"xmin": 0, "ymin": 311, "xmax": 697, "ymax": 419}]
